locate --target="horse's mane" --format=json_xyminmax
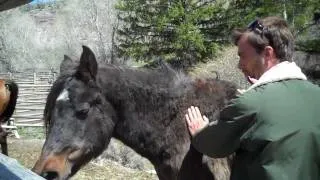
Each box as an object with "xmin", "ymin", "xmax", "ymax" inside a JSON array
[
  {"xmin": 100, "ymin": 63, "xmax": 194, "ymax": 98},
  {"xmin": 99, "ymin": 63, "xmax": 235, "ymax": 103}
]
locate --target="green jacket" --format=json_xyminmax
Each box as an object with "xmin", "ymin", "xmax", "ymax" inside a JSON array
[{"xmin": 193, "ymin": 62, "xmax": 320, "ymax": 180}]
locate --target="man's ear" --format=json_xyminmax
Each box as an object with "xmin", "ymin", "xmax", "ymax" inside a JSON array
[
  {"xmin": 264, "ymin": 46, "xmax": 278, "ymax": 68},
  {"xmin": 265, "ymin": 46, "xmax": 277, "ymax": 60}
]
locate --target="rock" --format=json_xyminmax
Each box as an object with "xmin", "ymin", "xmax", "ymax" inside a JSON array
[{"xmin": 294, "ymin": 51, "xmax": 320, "ymax": 84}]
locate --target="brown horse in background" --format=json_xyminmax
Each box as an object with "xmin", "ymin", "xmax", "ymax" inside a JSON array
[{"xmin": 0, "ymin": 79, "xmax": 19, "ymax": 155}]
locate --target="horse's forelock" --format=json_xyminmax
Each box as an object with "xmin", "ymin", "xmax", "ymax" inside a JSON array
[{"xmin": 44, "ymin": 75, "xmax": 70, "ymax": 136}]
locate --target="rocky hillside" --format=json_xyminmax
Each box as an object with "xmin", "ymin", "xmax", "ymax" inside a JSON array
[{"xmin": 294, "ymin": 51, "xmax": 320, "ymax": 84}]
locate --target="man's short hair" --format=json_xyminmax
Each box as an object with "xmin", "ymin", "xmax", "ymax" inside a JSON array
[{"xmin": 232, "ymin": 16, "xmax": 294, "ymax": 62}]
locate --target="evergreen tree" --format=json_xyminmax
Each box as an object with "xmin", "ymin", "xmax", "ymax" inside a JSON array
[
  {"xmin": 115, "ymin": 0, "xmax": 229, "ymax": 68},
  {"xmin": 115, "ymin": 0, "xmax": 320, "ymax": 68}
]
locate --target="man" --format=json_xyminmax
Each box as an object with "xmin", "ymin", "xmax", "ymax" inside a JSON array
[{"xmin": 185, "ymin": 16, "xmax": 320, "ymax": 180}]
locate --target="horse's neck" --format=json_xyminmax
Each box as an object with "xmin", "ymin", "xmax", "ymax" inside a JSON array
[
  {"xmin": 97, "ymin": 68, "xmax": 125, "ymax": 102},
  {"xmin": 96, "ymin": 66, "xmax": 194, "ymax": 162},
  {"xmin": 109, "ymin": 95, "xmax": 191, "ymax": 165}
]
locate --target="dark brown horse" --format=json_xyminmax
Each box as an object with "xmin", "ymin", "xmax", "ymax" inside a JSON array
[
  {"xmin": 33, "ymin": 46, "xmax": 237, "ymax": 180},
  {"xmin": 0, "ymin": 79, "xmax": 18, "ymax": 155}
]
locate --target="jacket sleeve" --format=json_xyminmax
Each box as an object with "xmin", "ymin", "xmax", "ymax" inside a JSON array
[{"xmin": 191, "ymin": 97, "xmax": 257, "ymax": 158}]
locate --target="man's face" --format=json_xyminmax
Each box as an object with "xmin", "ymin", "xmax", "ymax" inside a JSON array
[{"xmin": 237, "ymin": 34, "xmax": 265, "ymax": 83}]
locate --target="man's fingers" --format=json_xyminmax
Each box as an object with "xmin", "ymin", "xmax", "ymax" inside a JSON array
[
  {"xmin": 185, "ymin": 114, "xmax": 191, "ymax": 126},
  {"xmin": 191, "ymin": 106, "xmax": 197, "ymax": 118},
  {"xmin": 195, "ymin": 107, "xmax": 202, "ymax": 118},
  {"xmin": 185, "ymin": 106, "xmax": 210, "ymax": 137},
  {"xmin": 191, "ymin": 106, "xmax": 202, "ymax": 121},
  {"xmin": 187, "ymin": 107, "xmax": 194, "ymax": 120},
  {"xmin": 185, "ymin": 114, "xmax": 196, "ymax": 136}
]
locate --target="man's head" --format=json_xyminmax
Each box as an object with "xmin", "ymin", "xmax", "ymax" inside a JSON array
[{"xmin": 232, "ymin": 16, "xmax": 294, "ymax": 82}]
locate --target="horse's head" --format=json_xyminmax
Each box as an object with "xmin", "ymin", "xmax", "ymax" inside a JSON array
[{"xmin": 33, "ymin": 46, "xmax": 117, "ymax": 180}]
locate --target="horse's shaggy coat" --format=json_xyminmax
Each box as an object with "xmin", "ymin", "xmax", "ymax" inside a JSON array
[{"xmin": 33, "ymin": 46, "xmax": 237, "ymax": 180}]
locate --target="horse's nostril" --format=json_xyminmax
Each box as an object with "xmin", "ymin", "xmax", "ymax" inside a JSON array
[{"xmin": 41, "ymin": 171, "xmax": 59, "ymax": 180}]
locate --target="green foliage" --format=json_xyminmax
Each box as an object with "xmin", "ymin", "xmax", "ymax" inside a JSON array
[
  {"xmin": 115, "ymin": 0, "xmax": 229, "ymax": 69},
  {"xmin": 227, "ymin": 0, "xmax": 319, "ymax": 30},
  {"xmin": 223, "ymin": 0, "xmax": 320, "ymax": 60},
  {"xmin": 115, "ymin": 0, "xmax": 320, "ymax": 69},
  {"xmin": 296, "ymin": 39, "xmax": 320, "ymax": 52}
]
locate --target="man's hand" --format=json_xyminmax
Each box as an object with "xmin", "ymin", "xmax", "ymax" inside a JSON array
[{"xmin": 185, "ymin": 106, "xmax": 209, "ymax": 137}]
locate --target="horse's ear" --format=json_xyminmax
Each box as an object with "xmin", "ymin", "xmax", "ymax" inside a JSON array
[
  {"xmin": 76, "ymin": 46, "xmax": 98, "ymax": 81},
  {"xmin": 60, "ymin": 55, "xmax": 74, "ymax": 74}
]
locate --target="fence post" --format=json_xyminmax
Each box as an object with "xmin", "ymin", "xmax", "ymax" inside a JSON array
[
  {"xmin": 33, "ymin": 72, "xmax": 37, "ymax": 84},
  {"xmin": 53, "ymin": 72, "xmax": 56, "ymax": 82},
  {"xmin": 9, "ymin": 72, "xmax": 12, "ymax": 80}
]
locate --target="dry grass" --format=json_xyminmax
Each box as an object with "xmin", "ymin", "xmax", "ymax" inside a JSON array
[{"xmin": 189, "ymin": 46, "xmax": 249, "ymax": 89}]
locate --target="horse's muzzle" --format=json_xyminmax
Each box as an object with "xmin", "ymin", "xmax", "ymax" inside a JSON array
[{"xmin": 32, "ymin": 152, "xmax": 72, "ymax": 180}]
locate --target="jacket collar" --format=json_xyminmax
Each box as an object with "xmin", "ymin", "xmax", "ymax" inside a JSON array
[{"xmin": 247, "ymin": 61, "xmax": 307, "ymax": 91}]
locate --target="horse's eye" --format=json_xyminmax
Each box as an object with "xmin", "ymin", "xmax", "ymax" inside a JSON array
[
  {"xmin": 76, "ymin": 108, "xmax": 89, "ymax": 119},
  {"xmin": 95, "ymin": 96, "xmax": 102, "ymax": 104},
  {"xmin": 76, "ymin": 103, "xmax": 90, "ymax": 119}
]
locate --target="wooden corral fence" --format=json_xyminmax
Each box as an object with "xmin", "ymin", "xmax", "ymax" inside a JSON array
[{"xmin": 0, "ymin": 71, "xmax": 57, "ymax": 137}]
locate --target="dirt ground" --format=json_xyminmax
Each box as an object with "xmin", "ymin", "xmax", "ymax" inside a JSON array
[{"xmin": 7, "ymin": 138, "xmax": 158, "ymax": 180}]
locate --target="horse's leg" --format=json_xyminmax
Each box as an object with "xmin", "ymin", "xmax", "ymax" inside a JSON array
[
  {"xmin": 1, "ymin": 136, "xmax": 8, "ymax": 156},
  {"xmin": 0, "ymin": 128, "xmax": 8, "ymax": 155},
  {"xmin": 154, "ymin": 163, "xmax": 178, "ymax": 180},
  {"xmin": 178, "ymin": 146, "xmax": 216, "ymax": 180}
]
